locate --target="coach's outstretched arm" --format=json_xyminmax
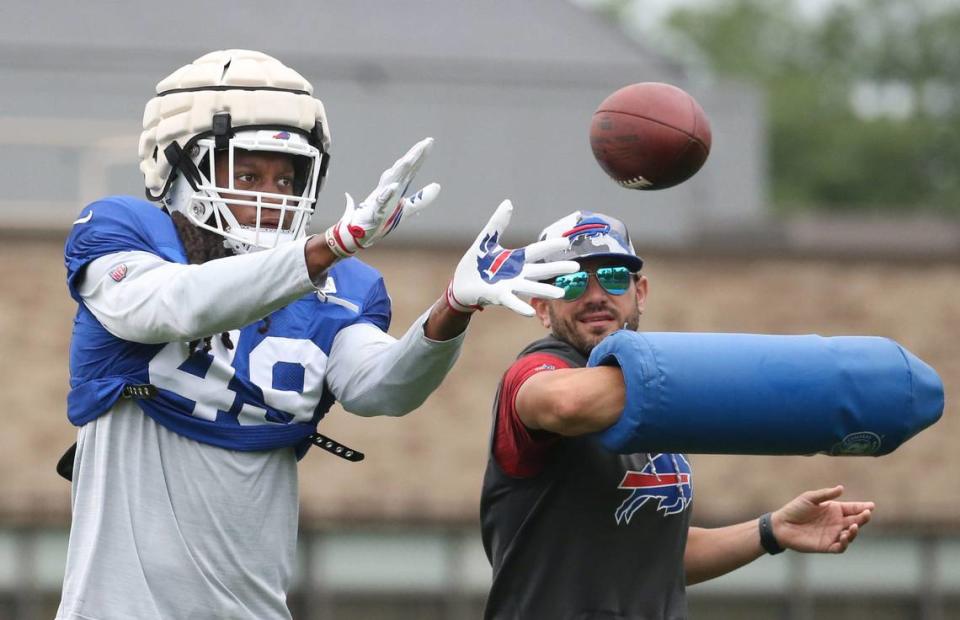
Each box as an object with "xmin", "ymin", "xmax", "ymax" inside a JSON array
[
  {"xmin": 684, "ymin": 486, "xmax": 875, "ymax": 585},
  {"xmin": 515, "ymin": 364, "xmax": 626, "ymax": 435}
]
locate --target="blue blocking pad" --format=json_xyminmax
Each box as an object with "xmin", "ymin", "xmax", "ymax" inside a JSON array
[{"xmin": 588, "ymin": 331, "xmax": 944, "ymax": 456}]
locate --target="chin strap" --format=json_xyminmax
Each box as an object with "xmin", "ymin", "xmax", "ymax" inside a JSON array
[
  {"xmin": 163, "ymin": 141, "xmax": 203, "ymax": 192},
  {"xmin": 162, "ymin": 112, "xmax": 230, "ymax": 195}
]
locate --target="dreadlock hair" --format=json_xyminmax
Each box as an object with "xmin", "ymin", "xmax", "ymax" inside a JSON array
[
  {"xmin": 170, "ymin": 210, "xmax": 233, "ymax": 264},
  {"xmin": 169, "ymin": 210, "xmax": 274, "ymax": 354}
]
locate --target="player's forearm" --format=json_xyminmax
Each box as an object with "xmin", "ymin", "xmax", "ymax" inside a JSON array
[
  {"xmin": 304, "ymin": 234, "xmax": 340, "ymax": 280},
  {"xmin": 422, "ymin": 295, "xmax": 472, "ymax": 341},
  {"xmin": 80, "ymin": 240, "xmax": 316, "ymax": 343},
  {"xmin": 683, "ymin": 522, "xmax": 765, "ymax": 585},
  {"xmin": 326, "ymin": 310, "xmax": 466, "ymax": 416},
  {"xmin": 515, "ymin": 366, "xmax": 625, "ymax": 435}
]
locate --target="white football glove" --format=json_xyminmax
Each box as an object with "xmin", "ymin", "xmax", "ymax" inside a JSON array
[
  {"xmin": 325, "ymin": 137, "xmax": 439, "ymax": 258},
  {"xmin": 446, "ymin": 200, "xmax": 580, "ymax": 317}
]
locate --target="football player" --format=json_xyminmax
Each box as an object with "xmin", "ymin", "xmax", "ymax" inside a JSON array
[{"xmin": 56, "ymin": 49, "xmax": 577, "ymax": 620}]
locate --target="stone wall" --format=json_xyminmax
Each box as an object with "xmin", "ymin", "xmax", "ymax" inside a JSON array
[{"xmin": 2, "ymin": 240, "xmax": 956, "ymax": 529}]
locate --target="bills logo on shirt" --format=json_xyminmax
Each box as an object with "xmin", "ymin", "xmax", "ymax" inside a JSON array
[
  {"xmin": 110, "ymin": 264, "xmax": 128, "ymax": 282},
  {"xmin": 615, "ymin": 453, "xmax": 692, "ymax": 524}
]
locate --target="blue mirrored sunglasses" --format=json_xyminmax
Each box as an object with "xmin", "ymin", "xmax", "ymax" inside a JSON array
[{"xmin": 553, "ymin": 266, "xmax": 636, "ymax": 301}]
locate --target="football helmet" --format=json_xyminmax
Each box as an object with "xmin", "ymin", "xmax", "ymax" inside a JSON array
[{"xmin": 139, "ymin": 49, "xmax": 331, "ymax": 253}]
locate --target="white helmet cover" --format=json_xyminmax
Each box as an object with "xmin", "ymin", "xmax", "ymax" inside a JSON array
[{"xmin": 138, "ymin": 49, "xmax": 332, "ymax": 253}]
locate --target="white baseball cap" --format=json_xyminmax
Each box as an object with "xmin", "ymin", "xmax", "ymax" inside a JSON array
[{"xmin": 537, "ymin": 211, "xmax": 644, "ymax": 271}]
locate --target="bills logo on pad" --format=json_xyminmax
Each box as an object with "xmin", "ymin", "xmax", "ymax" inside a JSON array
[{"xmin": 615, "ymin": 453, "xmax": 692, "ymax": 524}]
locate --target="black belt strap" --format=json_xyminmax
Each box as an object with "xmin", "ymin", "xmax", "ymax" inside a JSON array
[
  {"xmin": 56, "ymin": 386, "xmax": 364, "ymax": 481},
  {"xmin": 309, "ymin": 433, "xmax": 365, "ymax": 462}
]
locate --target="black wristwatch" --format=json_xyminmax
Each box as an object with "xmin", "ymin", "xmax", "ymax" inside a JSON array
[{"xmin": 759, "ymin": 512, "xmax": 785, "ymax": 555}]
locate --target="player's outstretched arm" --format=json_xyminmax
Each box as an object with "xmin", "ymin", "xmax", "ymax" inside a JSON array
[
  {"xmin": 304, "ymin": 137, "xmax": 439, "ymax": 279},
  {"xmin": 325, "ymin": 201, "xmax": 578, "ymax": 416},
  {"xmin": 433, "ymin": 200, "xmax": 579, "ymax": 338},
  {"xmin": 684, "ymin": 485, "xmax": 875, "ymax": 585},
  {"xmin": 320, "ymin": 137, "xmax": 439, "ymax": 263}
]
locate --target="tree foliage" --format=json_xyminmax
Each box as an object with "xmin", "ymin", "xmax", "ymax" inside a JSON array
[{"xmin": 618, "ymin": 0, "xmax": 960, "ymax": 212}]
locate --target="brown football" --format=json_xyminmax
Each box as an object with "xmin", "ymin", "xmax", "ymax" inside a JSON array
[{"xmin": 590, "ymin": 82, "xmax": 712, "ymax": 190}]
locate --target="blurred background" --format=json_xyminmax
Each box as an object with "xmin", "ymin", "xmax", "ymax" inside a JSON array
[{"xmin": 0, "ymin": 0, "xmax": 957, "ymax": 618}]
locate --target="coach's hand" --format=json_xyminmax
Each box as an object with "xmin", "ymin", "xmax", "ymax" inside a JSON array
[
  {"xmin": 771, "ymin": 485, "xmax": 875, "ymax": 554},
  {"xmin": 324, "ymin": 137, "xmax": 439, "ymax": 258},
  {"xmin": 446, "ymin": 200, "xmax": 579, "ymax": 317}
]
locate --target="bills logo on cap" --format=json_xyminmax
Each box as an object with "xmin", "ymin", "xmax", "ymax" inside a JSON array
[
  {"xmin": 535, "ymin": 210, "xmax": 643, "ymax": 271},
  {"xmin": 110, "ymin": 264, "xmax": 128, "ymax": 282},
  {"xmin": 273, "ymin": 131, "xmax": 291, "ymax": 140},
  {"xmin": 615, "ymin": 453, "xmax": 692, "ymax": 524},
  {"xmin": 562, "ymin": 216, "xmax": 611, "ymax": 241}
]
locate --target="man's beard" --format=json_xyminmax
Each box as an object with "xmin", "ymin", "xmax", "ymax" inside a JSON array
[{"xmin": 548, "ymin": 299, "xmax": 641, "ymax": 357}]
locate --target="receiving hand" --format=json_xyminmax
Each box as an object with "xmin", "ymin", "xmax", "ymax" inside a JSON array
[
  {"xmin": 771, "ymin": 485, "xmax": 875, "ymax": 554},
  {"xmin": 325, "ymin": 137, "xmax": 439, "ymax": 258},
  {"xmin": 446, "ymin": 200, "xmax": 579, "ymax": 317}
]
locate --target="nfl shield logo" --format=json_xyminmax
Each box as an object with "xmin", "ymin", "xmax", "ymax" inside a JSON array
[{"xmin": 110, "ymin": 264, "xmax": 128, "ymax": 282}]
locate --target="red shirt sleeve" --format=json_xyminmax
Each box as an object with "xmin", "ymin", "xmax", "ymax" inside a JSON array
[{"xmin": 493, "ymin": 352, "xmax": 572, "ymax": 478}]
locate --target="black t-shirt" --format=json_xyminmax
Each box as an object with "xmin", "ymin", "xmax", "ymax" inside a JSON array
[{"xmin": 481, "ymin": 335, "xmax": 693, "ymax": 620}]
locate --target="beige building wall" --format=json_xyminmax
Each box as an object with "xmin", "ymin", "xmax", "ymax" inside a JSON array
[{"xmin": 1, "ymin": 240, "xmax": 956, "ymax": 530}]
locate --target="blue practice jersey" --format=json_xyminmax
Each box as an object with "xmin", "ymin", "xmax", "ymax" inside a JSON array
[{"xmin": 64, "ymin": 196, "xmax": 391, "ymax": 454}]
